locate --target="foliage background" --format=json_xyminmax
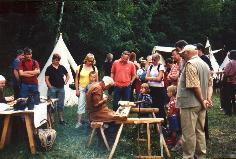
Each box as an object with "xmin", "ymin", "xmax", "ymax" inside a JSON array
[{"xmin": 0, "ymin": 0, "xmax": 236, "ymax": 77}]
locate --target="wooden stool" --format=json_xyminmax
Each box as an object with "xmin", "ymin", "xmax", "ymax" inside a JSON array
[{"xmin": 87, "ymin": 122, "xmax": 110, "ymax": 151}]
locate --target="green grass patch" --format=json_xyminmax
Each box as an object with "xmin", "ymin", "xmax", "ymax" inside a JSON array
[{"xmin": 0, "ymin": 93, "xmax": 235, "ymax": 159}]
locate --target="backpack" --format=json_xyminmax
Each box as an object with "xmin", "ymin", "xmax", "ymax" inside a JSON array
[
  {"xmin": 78, "ymin": 64, "xmax": 96, "ymax": 76},
  {"xmin": 149, "ymin": 64, "xmax": 161, "ymax": 72},
  {"xmin": 139, "ymin": 68, "xmax": 147, "ymax": 82},
  {"xmin": 69, "ymin": 64, "xmax": 96, "ymax": 90},
  {"xmin": 36, "ymin": 119, "xmax": 57, "ymax": 151}
]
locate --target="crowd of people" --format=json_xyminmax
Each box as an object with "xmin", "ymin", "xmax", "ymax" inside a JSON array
[{"xmin": 0, "ymin": 39, "xmax": 235, "ymax": 158}]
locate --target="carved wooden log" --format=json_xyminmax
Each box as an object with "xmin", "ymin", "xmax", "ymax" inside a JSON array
[
  {"xmin": 135, "ymin": 156, "xmax": 163, "ymax": 159},
  {"xmin": 114, "ymin": 118, "xmax": 164, "ymax": 124},
  {"xmin": 130, "ymin": 108, "xmax": 159, "ymax": 113}
]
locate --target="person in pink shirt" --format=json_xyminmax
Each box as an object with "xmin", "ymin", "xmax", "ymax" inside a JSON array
[
  {"xmin": 111, "ymin": 51, "xmax": 136, "ymax": 111},
  {"xmin": 167, "ymin": 49, "xmax": 183, "ymax": 86},
  {"xmin": 223, "ymin": 50, "xmax": 236, "ymax": 115}
]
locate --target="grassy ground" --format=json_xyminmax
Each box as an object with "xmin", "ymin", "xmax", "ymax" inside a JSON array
[{"xmin": 0, "ymin": 92, "xmax": 235, "ymax": 159}]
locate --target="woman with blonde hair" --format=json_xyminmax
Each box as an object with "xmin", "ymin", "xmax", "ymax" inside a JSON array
[
  {"xmin": 75, "ymin": 53, "xmax": 98, "ymax": 128},
  {"xmin": 146, "ymin": 53, "xmax": 167, "ymax": 123}
]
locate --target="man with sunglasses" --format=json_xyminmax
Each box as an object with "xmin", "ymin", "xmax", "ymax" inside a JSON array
[{"xmin": 45, "ymin": 53, "xmax": 70, "ymax": 125}]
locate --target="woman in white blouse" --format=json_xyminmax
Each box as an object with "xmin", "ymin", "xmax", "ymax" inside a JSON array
[{"xmin": 146, "ymin": 53, "xmax": 167, "ymax": 122}]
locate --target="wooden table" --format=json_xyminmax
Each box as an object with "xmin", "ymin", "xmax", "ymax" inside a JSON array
[
  {"xmin": 0, "ymin": 110, "xmax": 36, "ymax": 154},
  {"xmin": 0, "ymin": 99, "xmax": 57, "ymax": 154},
  {"xmin": 108, "ymin": 104, "xmax": 170, "ymax": 159}
]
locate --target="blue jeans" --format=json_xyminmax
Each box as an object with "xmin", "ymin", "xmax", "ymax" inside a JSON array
[
  {"xmin": 47, "ymin": 87, "xmax": 65, "ymax": 112},
  {"xmin": 112, "ymin": 86, "xmax": 131, "ymax": 111},
  {"xmin": 20, "ymin": 83, "xmax": 38, "ymax": 98}
]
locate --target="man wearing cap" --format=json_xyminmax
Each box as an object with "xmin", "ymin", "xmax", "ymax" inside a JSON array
[
  {"xmin": 12, "ymin": 49, "xmax": 24, "ymax": 99},
  {"xmin": 86, "ymin": 76, "xmax": 117, "ymax": 122},
  {"xmin": 176, "ymin": 45, "xmax": 213, "ymax": 159},
  {"xmin": 18, "ymin": 47, "xmax": 40, "ymax": 98},
  {"xmin": 196, "ymin": 43, "xmax": 213, "ymax": 141},
  {"xmin": 196, "ymin": 43, "xmax": 213, "ymax": 71},
  {"xmin": 111, "ymin": 51, "xmax": 136, "ymax": 111}
]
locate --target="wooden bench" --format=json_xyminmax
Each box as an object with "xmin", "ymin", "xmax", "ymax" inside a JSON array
[
  {"xmin": 108, "ymin": 107, "xmax": 170, "ymax": 159},
  {"xmin": 87, "ymin": 121, "xmax": 110, "ymax": 151}
]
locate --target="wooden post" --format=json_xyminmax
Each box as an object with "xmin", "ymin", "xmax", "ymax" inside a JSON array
[
  {"xmin": 147, "ymin": 123, "xmax": 151, "ymax": 156},
  {"xmin": 108, "ymin": 124, "xmax": 124, "ymax": 159},
  {"xmin": 25, "ymin": 114, "xmax": 36, "ymax": 154},
  {"xmin": 100, "ymin": 127, "xmax": 110, "ymax": 151},
  {"xmin": 0, "ymin": 115, "xmax": 11, "ymax": 149},
  {"xmin": 131, "ymin": 108, "xmax": 159, "ymax": 114},
  {"xmin": 87, "ymin": 128, "xmax": 96, "ymax": 147},
  {"xmin": 152, "ymin": 113, "xmax": 170, "ymax": 157}
]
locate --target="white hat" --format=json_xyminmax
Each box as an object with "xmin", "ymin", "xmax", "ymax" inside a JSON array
[
  {"xmin": 0, "ymin": 75, "xmax": 6, "ymax": 81},
  {"xmin": 102, "ymin": 76, "xmax": 114, "ymax": 86},
  {"xmin": 179, "ymin": 44, "xmax": 196, "ymax": 54}
]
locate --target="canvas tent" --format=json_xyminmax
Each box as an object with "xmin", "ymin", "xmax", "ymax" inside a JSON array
[
  {"xmin": 38, "ymin": 34, "xmax": 78, "ymax": 106},
  {"xmin": 220, "ymin": 52, "xmax": 230, "ymax": 69},
  {"xmin": 152, "ymin": 46, "xmax": 175, "ymax": 53},
  {"xmin": 205, "ymin": 39, "xmax": 222, "ymax": 72},
  {"xmin": 152, "ymin": 46, "xmax": 175, "ymax": 65}
]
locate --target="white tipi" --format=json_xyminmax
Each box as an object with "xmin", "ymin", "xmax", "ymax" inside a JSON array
[
  {"xmin": 205, "ymin": 38, "xmax": 221, "ymax": 72},
  {"xmin": 38, "ymin": 33, "xmax": 78, "ymax": 106},
  {"xmin": 220, "ymin": 52, "xmax": 230, "ymax": 70}
]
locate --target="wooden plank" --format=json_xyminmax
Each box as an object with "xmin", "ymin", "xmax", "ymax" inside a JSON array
[
  {"xmin": 0, "ymin": 115, "xmax": 11, "ymax": 149},
  {"xmin": 135, "ymin": 156, "xmax": 163, "ymax": 159},
  {"xmin": 25, "ymin": 114, "xmax": 36, "ymax": 154},
  {"xmin": 108, "ymin": 124, "xmax": 124, "ymax": 159},
  {"xmin": 115, "ymin": 118, "xmax": 164, "ymax": 124},
  {"xmin": 90, "ymin": 122, "xmax": 103, "ymax": 128},
  {"xmin": 131, "ymin": 108, "xmax": 159, "ymax": 113}
]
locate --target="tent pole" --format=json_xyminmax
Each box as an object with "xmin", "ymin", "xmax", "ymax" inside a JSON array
[{"xmin": 54, "ymin": 1, "xmax": 65, "ymax": 46}]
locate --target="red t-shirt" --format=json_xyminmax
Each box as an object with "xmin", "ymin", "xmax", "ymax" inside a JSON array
[
  {"xmin": 18, "ymin": 59, "xmax": 40, "ymax": 85},
  {"xmin": 167, "ymin": 97, "xmax": 179, "ymax": 117},
  {"xmin": 111, "ymin": 60, "xmax": 136, "ymax": 87}
]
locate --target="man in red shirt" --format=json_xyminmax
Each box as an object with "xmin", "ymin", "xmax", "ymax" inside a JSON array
[
  {"xmin": 18, "ymin": 47, "xmax": 40, "ymax": 98},
  {"xmin": 111, "ymin": 51, "xmax": 136, "ymax": 111}
]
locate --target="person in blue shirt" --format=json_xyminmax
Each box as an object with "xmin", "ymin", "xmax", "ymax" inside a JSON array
[{"xmin": 11, "ymin": 49, "xmax": 24, "ymax": 99}]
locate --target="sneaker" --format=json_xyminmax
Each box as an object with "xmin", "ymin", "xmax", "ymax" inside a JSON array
[{"xmin": 75, "ymin": 122, "xmax": 82, "ymax": 128}]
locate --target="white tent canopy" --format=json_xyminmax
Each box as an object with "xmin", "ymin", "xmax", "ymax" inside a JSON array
[
  {"xmin": 220, "ymin": 52, "xmax": 230, "ymax": 69},
  {"xmin": 205, "ymin": 39, "xmax": 222, "ymax": 72},
  {"xmin": 152, "ymin": 46, "xmax": 175, "ymax": 53},
  {"xmin": 38, "ymin": 34, "xmax": 78, "ymax": 106},
  {"xmin": 152, "ymin": 46, "xmax": 175, "ymax": 66}
]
